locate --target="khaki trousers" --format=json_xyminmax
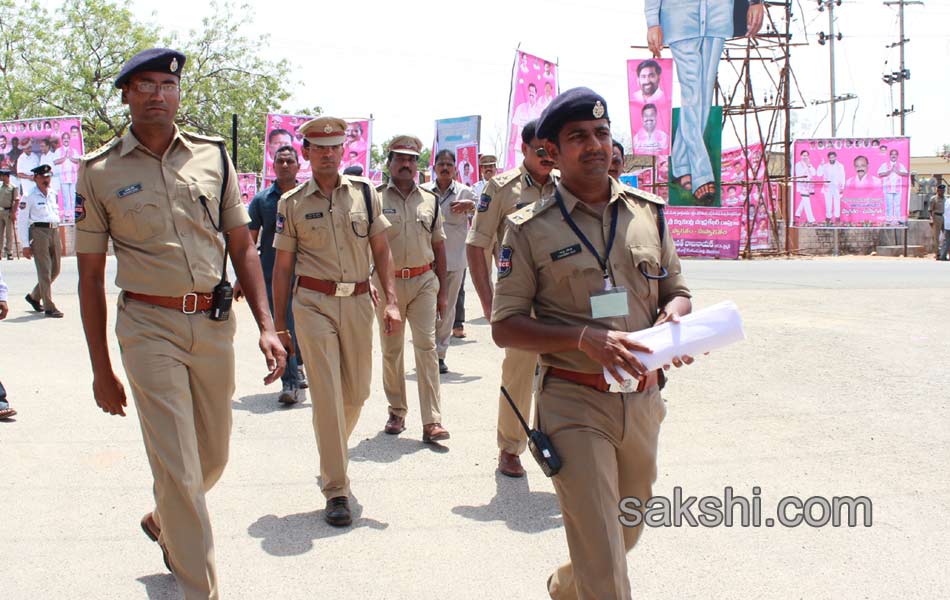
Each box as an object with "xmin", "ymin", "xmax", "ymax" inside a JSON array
[
  {"xmin": 541, "ymin": 376, "xmax": 666, "ymax": 600},
  {"xmin": 115, "ymin": 295, "xmax": 237, "ymax": 600},
  {"xmin": 435, "ymin": 269, "xmax": 466, "ymax": 360},
  {"xmin": 375, "ymin": 270, "xmax": 442, "ymax": 425},
  {"xmin": 293, "ymin": 286, "xmax": 374, "ymax": 499},
  {"xmin": 497, "ymin": 347, "xmax": 538, "ymax": 455},
  {"xmin": 0, "ymin": 211, "xmax": 13, "ymax": 255},
  {"xmin": 933, "ymin": 216, "xmax": 944, "ymax": 254},
  {"xmin": 28, "ymin": 226, "xmax": 61, "ymax": 311}
]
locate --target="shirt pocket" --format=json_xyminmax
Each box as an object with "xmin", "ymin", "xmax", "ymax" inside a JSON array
[
  {"xmin": 383, "ymin": 209, "xmax": 402, "ymax": 240},
  {"xmin": 349, "ymin": 210, "xmax": 370, "ymax": 238},
  {"xmin": 112, "ymin": 195, "xmax": 167, "ymax": 242},
  {"xmin": 416, "ymin": 204, "xmax": 436, "ymax": 234},
  {"xmin": 627, "ymin": 245, "xmax": 662, "ymax": 303},
  {"xmin": 185, "ymin": 181, "xmax": 222, "ymax": 231},
  {"xmin": 544, "ymin": 255, "xmax": 602, "ymax": 313}
]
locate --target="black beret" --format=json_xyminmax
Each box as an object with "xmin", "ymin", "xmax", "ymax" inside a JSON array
[
  {"xmin": 537, "ymin": 87, "xmax": 610, "ymax": 141},
  {"xmin": 0, "ymin": 169, "xmax": 11, "ymax": 176},
  {"xmin": 342, "ymin": 165, "xmax": 364, "ymax": 176},
  {"xmin": 115, "ymin": 47, "xmax": 186, "ymax": 88},
  {"xmin": 31, "ymin": 164, "xmax": 52, "ymax": 176},
  {"xmin": 939, "ymin": 184, "xmax": 947, "ymax": 189}
]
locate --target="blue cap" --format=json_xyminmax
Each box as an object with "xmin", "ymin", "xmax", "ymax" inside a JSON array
[
  {"xmin": 31, "ymin": 164, "xmax": 52, "ymax": 176},
  {"xmin": 536, "ymin": 87, "xmax": 610, "ymax": 141},
  {"xmin": 115, "ymin": 48, "xmax": 186, "ymax": 88}
]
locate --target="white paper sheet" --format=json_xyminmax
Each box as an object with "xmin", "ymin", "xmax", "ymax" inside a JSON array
[{"xmin": 604, "ymin": 301, "xmax": 745, "ymax": 385}]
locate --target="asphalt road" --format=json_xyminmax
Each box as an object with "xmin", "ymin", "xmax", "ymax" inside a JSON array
[{"xmin": 2, "ymin": 255, "xmax": 948, "ymax": 599}]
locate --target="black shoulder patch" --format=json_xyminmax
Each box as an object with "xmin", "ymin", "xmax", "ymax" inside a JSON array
[
  {"xmin": 498, "ymin": 245, "xmax": 513, "ymax": 279},
  {"xmin": 550, "ymin": 244, "xmax": 582, "ymax": 261},
  {"xmin": 477, "ymin": 194, "xmax": 492, "ymax": 212},
  {"xmin": 74, "ymin": 194, "xmax": 86, "ymax": 222},
  {"xmin": 276, "ymin": 213, "xmax": 286, "ymax": 233}
]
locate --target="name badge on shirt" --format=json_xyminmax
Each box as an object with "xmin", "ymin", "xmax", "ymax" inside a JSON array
[
  {"xmin": 117, "ymin": 183, "xmax": 143, "ymax": 198},
  {"xmin": 305, "ymin": 212, "xmax": 324, "ymax": 220},
  {"xmin": 383, "ymin": 208, "xmax": 397, "ymax": 215},
  {"xmin": 590, "ymin": 283, "xmax": 629, "ymax": 319}
]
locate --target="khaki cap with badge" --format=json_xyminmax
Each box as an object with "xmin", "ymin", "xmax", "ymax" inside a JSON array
[
  {"xmin": 388, "ymin": 135, "xmax": 423, "ymax": 156},
  {"xmin": 300, "ymin": 117, "xmax": 348, "ymax": 146},
  {"xmin": 478, "ymin": 154, "xmax": 497, "ymax": 166}
]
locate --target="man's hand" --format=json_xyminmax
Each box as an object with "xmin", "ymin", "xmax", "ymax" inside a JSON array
[
  {"xmin": 647, "ymin": 25, "xmax": 664, "ymax": 58},
  {"xmin": 232, "ymin": 281, "xmax": 244, "ymax": 301},
  {"xmin": 480, "ymin": 297, "xmax": 492, "ymax": 321},
  {"xmin": 578, "ymin": 327, "xmax": 652, "ymax": 383},
  {"xmin": 436, "ymin": 289, "xmax": 448, "ymax": 321},
  {"xmin": 22, "ymin": 247, "xmax": 32, "ymax": 260},
  {"xmin": 653, "ymin": 310, "xmax": 699, "ymax": 370},
  {"xmin": 93, "ymin": 372, "xmax": 128, "ymax": 416},
  {"xmin": 382, "ymin": 302, "xmax": 402, "ymax": 336},
  {"xmin": 0, "ymin": 300, "xmax": 8, "ymax": 320},
  {"xmin": 747, "ymin": 4, "xmax": 765, "ymax": 37},
  {"xmin": 450, "ymin": 199, "xmax": 476, "ymax": 214},
  {"xmin": 369, "ymin": 283, "xmax": 380, "ymax": 308},
  {"xmin": 260, "ymin": 330, "xmax": 287, "ymax": 385}
]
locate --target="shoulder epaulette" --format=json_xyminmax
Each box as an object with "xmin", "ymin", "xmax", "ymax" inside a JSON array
[
  {"xmin": 375, "ymin": 183, "xmax": 387, "ymax": 193},
  {"xmin": 491, "ymin": 167, "xmax": 522, "ymax": 190},
  {"xmin": 505, "ymin": 195, "xmax": 557, "ymax": 230},
  {"xmin": 418, "ymin": 186, "xmax": 438, "ymax": 199},
  {"xmin": 81, "ymin": 137, "xmax": 120, "ymax": 163},
  {"xmin": 280, "ymin": 181, "xmax": 307, "ymax": 201},
  {"xmin": 343, "ymin": 174, "xmax": 372, "ymax": 187},
  {"xmin": 623, "ymin": 185, "xmax": 666, "ymax": 206},
  {"xmin": 180, "ymin": 130, "xmax": 226, "ymax": 144}
]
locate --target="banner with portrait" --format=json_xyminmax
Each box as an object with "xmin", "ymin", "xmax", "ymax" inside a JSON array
[
  {"xmin": 504, "ymin": 50, "xmax": 558, "ymax": 171},
  {"xmin": 1, "ymin": 116, "xmax": 85, "ymax": 222},
  {"xmin": 263, "ymin": 113, "xmax": 372, "ymax": 187},
  {"xmin": 455, "ymin": 143, "xmax": 479, "ymax": 187},
  {"xmin": 627, "ymin": 58, "xmax": 674, "ymax": 157},
  {"xmin": 238, "ymin": 173, "xmax": 258, "ymax": 206},
  {"xmin": 720, "ymin": 143, "xmax": 773, "ymax": 250},
  {"xmin": 791, "ymin": 137, "xmax": 910, "ymax": 228},
  {"xmin": 433, "ymin": 116, "xmax": 480, "ymax": 167}
]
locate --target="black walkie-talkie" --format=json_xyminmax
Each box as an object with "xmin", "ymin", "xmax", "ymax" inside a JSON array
[
  {"xmin": 204, "ymin": 142, "xmax": 235, "ymax": 322},
  {"xmin": 501, "ymin": 386, "xmax": 561, "ymax": 477}
]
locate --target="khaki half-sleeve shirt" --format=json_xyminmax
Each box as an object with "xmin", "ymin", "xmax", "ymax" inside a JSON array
[
  {"xmin": 379, "ymin": 181, "xmax": 446, "ymax": 269},
  {"xmin": 75, "ymin": 127, "xmax": 249, "ymax": 296},
  {"xmin": 491, "ymin": 179, "xmax": 691, "ymax": 374},
  {"xmin": 465, "ymin": 164, "xmax": 558, "ymax": 255},
  {"xmin": 273, "ymin": 175, "xmax": 389, "ymax": 282}
]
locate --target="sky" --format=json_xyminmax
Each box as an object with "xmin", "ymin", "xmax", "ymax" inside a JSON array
[{"xmin": 119, "ymin": 0, "xmax": 948, "ymax": 161}]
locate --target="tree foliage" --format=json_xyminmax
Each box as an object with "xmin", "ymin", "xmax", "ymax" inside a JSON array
[{"xmin": 0, "ymin": 0, "xmax": 296, "ymax": 174}]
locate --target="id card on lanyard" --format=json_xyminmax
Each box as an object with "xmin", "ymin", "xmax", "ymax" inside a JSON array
[{"xmin": 554, "ymin": 191, "xmax": 628, "ymax": 319}]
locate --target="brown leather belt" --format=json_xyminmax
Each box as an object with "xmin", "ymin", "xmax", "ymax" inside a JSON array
[
  {"xmin": 31, "ymin": 222, "xmax": 57, "ymax": 229},
  {"xmin": 125, "ymin": 291, "xmax": 214, "ymax": 314},
  {"xmin": 547, "ymin": 366, "xmax": 659, "ymax": 393},
  {"xmin": 297, "ymin": 275, "xmax": 370, "ymax": 297},
  {"xmin": 394, "ymin": 264, "xmax": 432, "ymax": 279}
]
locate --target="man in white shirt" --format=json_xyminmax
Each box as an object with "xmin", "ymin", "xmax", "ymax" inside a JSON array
[
  {"xmin": 876, "ymin": 148, "xmax": 908, "ymax": 222},
  {"xmin": 846, "ymin": 155, "xmax": 882, "ymax": 194},
  {"xmin": 631, "ymin": 59, "xmax": 667, "ymax": 104},
  {"xmin": 16, "ymin": 164, "xmax": 63, "ymax": 317},
  {"xmin": 794, "ymin": 150, "xmax": 816, "ymax": 223},
  {"xmin": 818, "ymin": 151, "xmax": 846, "ymax": 223},
  {"xmin": 16, "ymin": 141, "xmax": 39, "ymax": 196},
  {"xmin": 0, "ymin": 263, "xmax": 14, "ymax": 419}
]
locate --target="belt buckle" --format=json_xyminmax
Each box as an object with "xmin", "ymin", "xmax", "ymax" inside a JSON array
[
  {"xmin": 400, "ymin": 268, "xmax": 411, "ymax": 279},
  {"xmin": 608, "ymin": 378, "xmax": 639, "ymax": 394},
  {"xmin": 334, "ymin": 282, "xmax": 355, "ymax": 297},
  {"xmin": 182, "ymin": 292, "xmax": 198, "ymax": 314}
]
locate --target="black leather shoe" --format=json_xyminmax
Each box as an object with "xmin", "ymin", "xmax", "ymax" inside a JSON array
[
  {"xmin": 324, "ymin": 496, "xmax": 352, "ymax": 527},
  {"xmin": 278, "ymin": 383, "xmax": 298, "ymax": 404},
  {"xmin": 25, "ymin": 294, "xmax": 42, "ymax": 312},
  {"xmin": 44, "ymin": 309, "xmax": 64, "ymax": 318},
  {"xmin": 438, "ymin": 359, "xmax": 448, "ymax": 374}
]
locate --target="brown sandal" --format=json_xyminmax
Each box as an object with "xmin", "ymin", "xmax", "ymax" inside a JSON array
[
  {"xmin": 140, "ymin": 512, "xmax": 173, "ymax": 572},
  {"xmin": 0, "ymin": 407, "xmax": 16, "ymax": 420}
]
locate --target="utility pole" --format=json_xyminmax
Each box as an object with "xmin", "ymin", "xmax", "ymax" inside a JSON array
[
  {"xmin": 816, "ymin": 0, "xmax": 848, "ymax": 136},
  {"xmin": 883, "ymin": 0, "xmax": 923, "ymax": 134}
]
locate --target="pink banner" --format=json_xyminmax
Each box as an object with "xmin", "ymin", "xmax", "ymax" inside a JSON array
[
  {"xmin": 505, "ymin": 50, "xmax": 558, "ymax": 170},
  {"xmin": 721, "ymin": 144, "xmax": 772, "ymax": 250},
  {"xmin": 1, "ymin": 116, "xmax": 85, "ymax": 222},
  {"xmin": 791, "ymin": 137, "xmax": 910, "ymax": 228},
  {"xmin": 264, "ymin": 114, "xmax": 371, "ymax": 185},
  {"xmin": 627, "ymin": 58, "xmax": 674, "ymax": 157},
  {"xmin": 455, "ymin": 144, "xmax": 478, "ymax": 186},
  {"xmin": 238, "ymin": 173, "xmax": 257, "ymax": 206},
  {"xmin": 665, "ymin": 206, "xmax": 742, "ymax": 259}
]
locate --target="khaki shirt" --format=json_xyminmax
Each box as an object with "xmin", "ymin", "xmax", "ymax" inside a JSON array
[
  {"xmin": 0, "ymin": 183, "xmax": 16, "ymax": 210},
  {"xmin": 492, "ymin": 179, "xmax": 691, "ymax": 374},
  {"xmin": 379, "ymin": 181, "xmax": 446, "ymax": 269},
  {"xmin": 273, "ymin": 175, "xmax": 389, "ymax": 281},
  {"xmin": 931, "ymin": 195, "xmax": 946, "ymax": 217},
  {"xmin": 76, "ymin": 127, "xmax": 249, "ymax": 296},
  {"xmin": 421, "ymin": 180, "xmax": 475, "ymax": 272},
  {"xmin": 465, "ymin": 164, "xmax": 558, "ymax": 254}
]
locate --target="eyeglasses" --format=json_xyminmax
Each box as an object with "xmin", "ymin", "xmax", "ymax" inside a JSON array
[
  {"xmin": 131, "ymin": 81, "xmax": 180, "ymax": 95},
  {"xmin": 529, "ymin": 146, "xmax": 548, "ymax": 158}
]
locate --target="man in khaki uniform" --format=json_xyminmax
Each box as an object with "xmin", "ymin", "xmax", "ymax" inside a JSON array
[
  {"xmin": 76, "ymin": 48, "xmax": 285, "ymax": 600},
  {"xmin": 930, "ymin": 183, "xmax": 945, "ymax": 259},
  {"xmin": 377, "ymin": 135, "xmax": 451, "ymax": 443},
  {"xmin": 472, "ymin": 154, "xmax": 497, "ymax": 198},
  {"xmin": 17, "ymin": 164, "xmax": 63, "ymax": 317},
  {"xmin": 271, "ymin": 116, "xmax": 402, "ymax": 527},
  {"xmin": 0, "ymin": 169, "xmax": 16, "ymax": 259},
  {"xmin": 422, "ymin": 149, "xmax": 476, "ymax": 374},
  {"xmin": 491, "ymin": 88, "xmax": 694, "ymax": 600},
  {"xmin": 465, "ymin": 119, "xmax": 557, "ymax": 477}
]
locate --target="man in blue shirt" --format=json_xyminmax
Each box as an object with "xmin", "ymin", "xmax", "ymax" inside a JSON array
[{"xmin": 237, "ymin": 145, "xmax": 305, "ymax": 402}]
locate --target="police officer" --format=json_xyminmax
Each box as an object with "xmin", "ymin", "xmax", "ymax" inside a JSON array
[
  {"xmin": 465, "ymin": 119, "xmax": 557, "ymax": 477},
  {"xmin": 473, "ymin": 154, "xmax": 497, "ymax": 197},
  {"xmin": 272, "ymin": 116, "xmax": 402, "ymax": 526},
  {"xmin": 17, "ymin": 164, "xmax": 63, "ymax": 317},
  {"xmin": 491, "ymin": 88, "xmax": 694, "ymax": 599},
  {"xmin": 0, "ymin": 169, "xmax": 16, "ymax": 259},
  {"xmin": 376, "ymin": 135, "xmax": 450, "ymax": 443},
  {"xmin": 421, "ymin": 149, "xmax": 476, "ymax": 374},
  {"xmin": 75, "ymin": 48, "xmax": 286, "ymax": 600},
  {"xmin": 930, "ymin": 183, "xmax": 945, "ymax": 260}
]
